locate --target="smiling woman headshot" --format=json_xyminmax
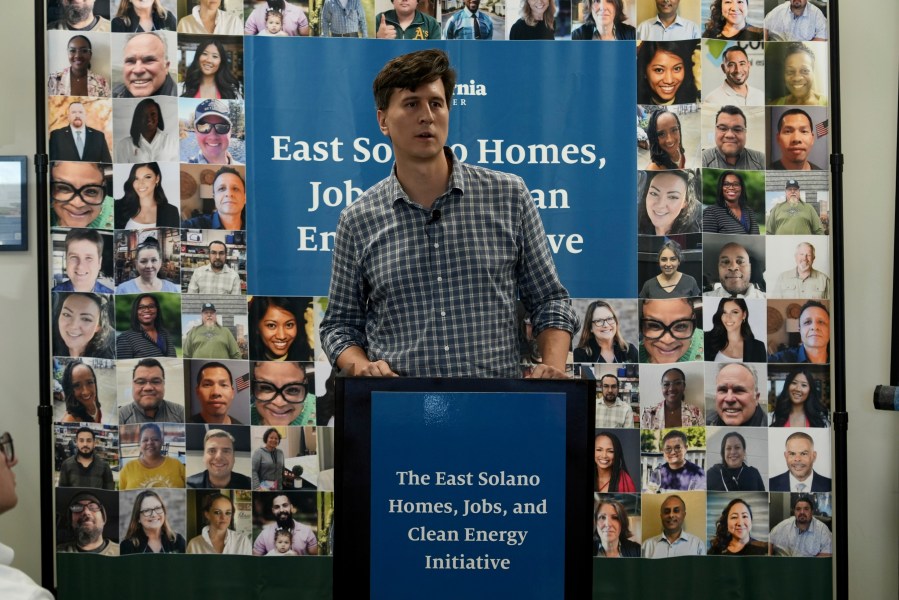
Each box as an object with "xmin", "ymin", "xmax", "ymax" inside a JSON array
[
  {"xmin": 638, "ymin": 169, "xmax": 701, "ymax": 236},
  {"xmin": 637, "ymin": 40, "xmax": 699, "ymax": 105},
  {"xmin": 50, "ymin": 161, "xmax": 114, "ymax": 229},
  {"xmin": 509, "ymin": 0, "xmax": 556, "ymax": 39},
  {"xmin": 53, "ymin": 292, "xmax": 115, "ymax": 359},
  {"xmin": 248, "ymin": 296, "xmax": 313, "ymax": 362},
  {"xmin": 179, "ymin": 38, "xmax": 242, "ymax": 100}
]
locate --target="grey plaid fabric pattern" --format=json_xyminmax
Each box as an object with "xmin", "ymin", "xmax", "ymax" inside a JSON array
[{"xmin": 321, "ymin": 152, "xmax": 577, "ymax": 377}]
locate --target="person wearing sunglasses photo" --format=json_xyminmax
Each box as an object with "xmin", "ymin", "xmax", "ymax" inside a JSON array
[{"xmin": 186, "ymin": 99, "xmax": 238, "ymax": 165}]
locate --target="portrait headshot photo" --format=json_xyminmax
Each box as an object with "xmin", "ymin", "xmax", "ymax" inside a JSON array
[
  {"xmin": 50, "ymin": 227, "xmax": 115, "ymax": 294},
  {"xmin": 180, "ymin": 294, "xmax": 248, "ymax": 360},
  {"xmin": 180, "ymin": 228, "xmax": 247, "ymax": 294},
  {"xmin": 764, "ymin": 41, "xmax": 828, "ymax": 107},
  {"xmin": 110, "ymin": 0, "xmax": 178, "ymax": 32},
  {"xmin": 49, "ymin": 161, "xmax": 114, "ymax": 229},
  {"xmin": 113, "ymin": 292, "xmax": 183, "ymax": 359},
  {"xmin": 111, "ymin": 31, "xmax": 179, "ymax": 97},
  {"xmin": 704, "ymin": 361, "xmax": 768, "ymax": 427},
  {"xmin": 48, "ymin": 0, "xmax": 112, "ymax": 31},
  {"xmin": 636, "ymin": 40, "xmax": 701, "ymax": 105},
  {"xmin": 702, "ymin": 296, "xmax": 767, "ymax": 362},
  {"xmin": 504, "ymin": 0, "xmax": 571, "ymax": 39},
  {"xmin": 186, "ymin": 359, "xmax": 251, "ymax": 424},
  {"xmin": 768, "ymin": 492, "xmax": 832, "ymax": 557},
  {"xmin": 766, "ymin": 298, "xmax": 830, "ymax": 364},
  {"xmin": 112, "ymin": 96, "xmax": 180, "ymax": 164},
  {"xmin": 52, "ymin": 357, "xmax": 118, "ymax": 424},
  {"xmin": 635, "ymin": 0, "xmax": 701, "ymax": 41},
  {"xmin": 700, "ymin": 104, "xmax": 766, "ymax": 170},
  {"xmin": 184, "ymin": 423, "xmax": 251, "ymax": 487},
  {"xmin": 764, "ymin": 236, "xmax": 831, "ymax": 299},
  {"xmin": 767, "ymin": 106, "xmax": 828, "ymax": 171},
  {"xmin": 251, "ymin": 490, "xmax": 320, "ymax": 556},
  {"xmin": 52, "ymin": 291, "xmax": 116, "ymax": 359},
  {"xmin": 700, "ymin": 39, "xmax": 765, "ymax": 107},
  {"xmin": 111, "ymin": 161, "xmax": 181, "ymax": 228},
  {"xmin": 115, "ymin": 356, "xmax": 186, "ymax": 420},
  {"xmin": 700, "ymin": 168, "xmax": 765, "ymax": 235},
  {"xmin": 113, "ymin": 227, "xmax": 182, "ymax": 293},
  {"xmin": 442, "ymin": 0, "xmax": 503, "ymax": 39},
  {"xmin": 117, "ymin": 422, "xmax": 187, "ymax": 490},
  {"xmin": 48, "ymin": 96, "xmax": 113, "ymax": 163},
  {"xmin": 570, "ymin": 0, "xmax": 637, "ymax": 40},
  {"xmin": 766, "ymin": 364, "xmax": 830, "ymax": 428},
  {"xmin": 251, "ymin": 360, "xmax": 318, "ymax": 427},
  {"xmin": 637, "ymin": 237, "xmax": 702, "ymax": 299},
  {"xmin": 593, "ymin": 493, "xmax": 641, "ymax": 557},
  {"xmin": 637, "ymin": 168, "xmax": 703, "ymax": 237},
  {"xmin": 179, "ymin": 98, "xmax": 246, "ymax": 165},
  {"xmin": 705, "ymin": 427, "xmax": 769, "ymax": 492},
  {"xmin": 763, "ymin": 0, "xmax": 828, "ymax": 42},
  {"xmin": 701, "ymin": 233, "xmax": 766, "ymax": 297},
  {"xmin": 55, "ymin": 488, "xmax": 120, "ymax": 554},
  {"xmin": 699, "ymin": 0, "xmax": 765, "ymax": 40},
  {"xmin": 185, "ymin": 489, "xmax": 253, "ymax": 555},
  {"xmin": 570, "ymin": 298, "xmax": 639, "ymax": 365},
  {"xmin": 638, "ymin": 104, "xmax": 701, "ymax": 171},
  {"xmin": 591, "ymin": 364, "xmax": 638, "ymax": 428},
  {"xmin": 768, "ymin": 427, "xmax": 832, "ymax": 492},
  {"xmin": 593, "ymin": 429, "xmax": 641, "ymax": 493},
  {"xmin": 176, "ymin": 34, "xmax": 244, "ymax": 99},
  {"xmin": 53, "ymin": 421, "xmax": 119, "ymax": 488},
  {"xmin": 177, "ymin": 0, "xmax": 246, "ymax": 35},
  {"xmin": 245, "ymin": 0, "xmax": 314, "ymax": 36},
  {"xmin": 47, "ymin": 30, "xmax": 112, "ymax": 98},
  {"xmin": 248, "ymin": 296, "xmax": 315, "ymax": 362},
  {"xmin": 705, "ymin": 491, "xmax": 769, "ymax": 555},
  {"xmin": 640, "ymin": 426, "xmax": 707, "ymax": 492},
  {"xmin": 641, "ymin": 491, "xmax": 707, "ymax": 558},
  {"xmin": 178, "ymin": 163, "xmax": 248, "ymax": 230},
  {"xmin": 638, "ymin": 296, "xmax": 704, "ymax": 364},
  {"xmin": 639, "ymin": 362, "xmax": 704, "ymax": 430},
  {"xmin": 764, "ymin": 177, "xmax": 829, "ymax": 236},
  {"xmin": 118, "ymin": 488, "xmax": 187, "ymax": 553}
]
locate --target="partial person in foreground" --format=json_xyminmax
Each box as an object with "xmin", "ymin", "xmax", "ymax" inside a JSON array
[
  {"xmin": 0, "ymin": 432, "xmax": 56, "ymax": 598},
  {"xmin": 320, "ymin": 49, "xmax": 577, "ymax": 378}
]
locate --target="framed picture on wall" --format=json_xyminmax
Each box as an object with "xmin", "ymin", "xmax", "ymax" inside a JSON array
[{"xmin": 0, "ymin": 156, "xmax": 27, "ymax": 251}]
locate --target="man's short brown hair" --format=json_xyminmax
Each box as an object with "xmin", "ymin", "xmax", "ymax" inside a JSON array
[{"xmin": 372, "ymin": 49, "xmax": 457, "ymax": 111}]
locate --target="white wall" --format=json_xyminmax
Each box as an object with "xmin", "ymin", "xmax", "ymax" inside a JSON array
[{"xmin": 0, "ymin": 2, "xmax": 897, "ymax": 597}]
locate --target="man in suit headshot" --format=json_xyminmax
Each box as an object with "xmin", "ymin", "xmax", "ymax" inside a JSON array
[
  {"xmin": 49, "ymin": 101, "xmax": 111, "ymax": 163},
  {"xmin": 770, "ymin": 431, "xmax": 831, "ymax": 492}
]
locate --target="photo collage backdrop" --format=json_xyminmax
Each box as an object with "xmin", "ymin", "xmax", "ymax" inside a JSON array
[{"xmin": 44, "ymin": 0, "xmax": 833, "ymax": 586}]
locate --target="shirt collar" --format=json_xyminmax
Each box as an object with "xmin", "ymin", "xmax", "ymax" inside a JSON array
[{"xmin": 388, "ymin": 148, "xmax": 463, "ymax": 207}]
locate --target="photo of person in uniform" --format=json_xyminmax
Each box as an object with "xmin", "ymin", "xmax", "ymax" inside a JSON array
[{"xmin": 443, "ymin": 0, "xmax": 494, "ymax": 39}]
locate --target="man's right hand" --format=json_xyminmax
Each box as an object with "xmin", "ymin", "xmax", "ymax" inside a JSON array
[
  {"xmin": 349, "ymin": 359, "xmax": 399, "ymax": 377},
  {"xmin": 376, "ymin": 14, "xmax": 397, "ymax": 39}
]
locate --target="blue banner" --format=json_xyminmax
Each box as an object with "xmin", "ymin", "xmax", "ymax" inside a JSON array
[
  {"xmin": 370, "ymin": 391, "xmax": 567, "ymax": 598},
  {"xmin": 245, "ymin": 39, "xmax": 636, "ymax": 298}
]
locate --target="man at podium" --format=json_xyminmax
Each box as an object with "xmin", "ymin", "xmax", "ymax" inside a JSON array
[{"xmin": 321, "ymin": 49, "xmax": 577, "ymax": 379}]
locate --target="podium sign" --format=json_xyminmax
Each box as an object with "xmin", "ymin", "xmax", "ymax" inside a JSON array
[{"xmin": 336, "ymin": 378, "xmax": 594, "ymax": 599}]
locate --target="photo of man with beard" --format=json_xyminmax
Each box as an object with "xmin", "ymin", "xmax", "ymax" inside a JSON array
[
  {"xmin": 252, "ymin": 492, "xmax": 318, "ymax": 556},
  {"xmin": 57, "ymin": 426, "xmax": 114, "ymax": 490},
  {"xmin": 56, "ymin": 490, "xmax": 120, "ymax": 556}
]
